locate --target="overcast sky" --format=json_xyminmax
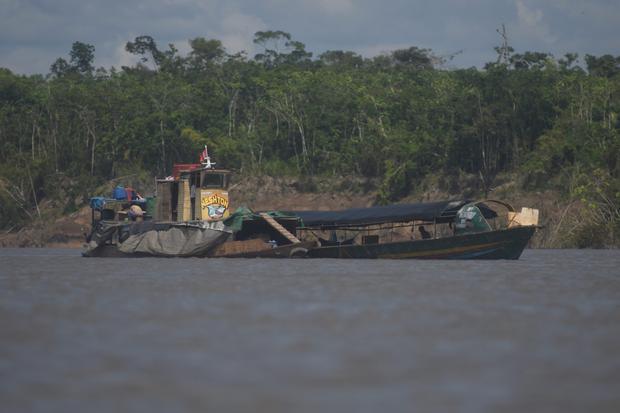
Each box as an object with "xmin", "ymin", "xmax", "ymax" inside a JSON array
[{"xmin": 1, "ymin": 0, "xmax": 618, "ymax": 74}]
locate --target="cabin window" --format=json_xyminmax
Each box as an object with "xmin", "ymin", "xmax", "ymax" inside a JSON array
[{"xmin": 202, "ymin": 173, "xmax": 226, "ymax": 189}]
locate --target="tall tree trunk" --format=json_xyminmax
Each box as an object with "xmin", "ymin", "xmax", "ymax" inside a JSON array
[
  {"xmin": 26, "ymin": 167, "xmax": 41, "ymax": 220},
  {"xmin": 31, "ymin": 121, "xmax": 36, "ymax": 161},
  {"xmin": 160, "ymin": 119, "xmax": 166, "ymax": 172},
  {"xmin": 90, "ymin": 129, "xmax": 96, "ymax": 176},
  {"xmin": 228, "ymin": 89, "xmax": 238, "ymax": 137}
]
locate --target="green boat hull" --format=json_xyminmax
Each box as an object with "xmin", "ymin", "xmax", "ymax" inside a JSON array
[{"xmin": 307, "ymin": 225, "xmax": 536, "ymax": 259}]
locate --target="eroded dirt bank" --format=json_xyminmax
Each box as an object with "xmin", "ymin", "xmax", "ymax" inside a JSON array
[{"xmin": 0, "ymin": 174, "xmax": 578, "ymax": 249}]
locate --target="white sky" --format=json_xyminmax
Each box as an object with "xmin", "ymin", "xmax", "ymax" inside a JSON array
[{"xmin": 0, "ymin": 0, "xmax": 618, "ymax": 74}]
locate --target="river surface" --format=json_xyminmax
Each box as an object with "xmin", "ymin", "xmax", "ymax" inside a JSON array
[{"xmin": 0, "ymin": 248, "xmax": 619, "ymax": 413}]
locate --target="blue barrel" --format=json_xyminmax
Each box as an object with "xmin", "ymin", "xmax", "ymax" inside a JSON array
[{"xmin": 113, "ymin": 186, "xmax": 126, "ymax": 200}]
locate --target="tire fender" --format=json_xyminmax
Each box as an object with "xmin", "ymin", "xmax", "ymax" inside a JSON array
[{"xmin": 289, "ymin": 247, "xmax": 308, "ymax": 258}]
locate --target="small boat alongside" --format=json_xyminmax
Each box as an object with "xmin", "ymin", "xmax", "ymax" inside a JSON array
[
  {"xmin": 289, "ymin": 200, "xmax": 539, "ymax": 260},
  {"xmin": 304, "ymin": 224, "xmax": 536, "ymax": 259}
]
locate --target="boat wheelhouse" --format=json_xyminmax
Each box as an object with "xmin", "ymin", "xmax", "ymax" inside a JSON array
[{"xmin": 155, "ymin": 163, "xmax": 232, "ymax": 222}]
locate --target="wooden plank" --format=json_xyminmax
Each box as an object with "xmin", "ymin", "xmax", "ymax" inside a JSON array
[
  {"xmin": 156, "ymin": 181, "xmax": 173, "ymax": 221},
  {"xmin": 210, "ymin": 239, "xmax": 270, "ymax": 257},
  {"xmin": 259, "ymin": 213, "xmax": 301, "ymax": 244},
  {"xmin": 177, "ymin": 179, "xmax": 191, "ymax": 221},
  {"xmin": 195, "ymin": 188, "xmax": 202, "ymax": 220}
]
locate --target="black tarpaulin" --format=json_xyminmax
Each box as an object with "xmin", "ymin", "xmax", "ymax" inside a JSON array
[{"xmin": 289, "ymin": 200, "xmax": 494, "ymax": 228}]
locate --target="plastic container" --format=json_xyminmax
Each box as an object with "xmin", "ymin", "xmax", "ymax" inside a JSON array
[
  {"xmin": 113, "ymin": 186, "xmax": 126, "ymax": 200},
  {"xmin": 145, "ymin": 196, "xmax": 157, "ymax": 218}
]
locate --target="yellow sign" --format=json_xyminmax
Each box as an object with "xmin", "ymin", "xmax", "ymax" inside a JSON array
[{"xmin": 200, "ymin": 190, "xmax": 230, "ymax": 221}]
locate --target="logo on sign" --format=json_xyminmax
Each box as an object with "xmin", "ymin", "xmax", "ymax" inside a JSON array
[{"xmin": 201, "ymin": 192, "xmax": 229, "ymax": 220}]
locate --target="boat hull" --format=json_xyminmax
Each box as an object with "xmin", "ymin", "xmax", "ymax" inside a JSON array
[
  {"xmin": 209, "ymin": 240, "xmax": 317, "ymax": 258},
  {"xmin": 307, "ymin": 225, "xmax": 536, "ymax": 259},
  {"xmin": 82, "ymin": 245, "xmax": 164, "ymax": 258}
]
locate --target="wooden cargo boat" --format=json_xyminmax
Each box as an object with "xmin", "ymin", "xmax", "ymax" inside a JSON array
[
  {"xmin": 83, "ymin": 147, "xmax": 235, "ymax": 257},
  {"xmin": 288, "ymin": 200, "xmax": 539, "ymax": 260},
  {"xmin": 84, "ymin": 147, "xmax": 538, "ymax": 259},
  {"xmin": 304, "ymin": 226, "xmax": 535, "ymax": 259}
]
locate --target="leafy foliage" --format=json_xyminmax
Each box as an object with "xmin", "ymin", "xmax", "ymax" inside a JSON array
[{"xmin": 0, "ymin": 34, "xmax": 619, "ymax": 245}]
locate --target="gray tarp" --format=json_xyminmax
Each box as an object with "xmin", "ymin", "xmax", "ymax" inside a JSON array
[
  {"xmin": 85, "ymin": 220, "xmax": 231, "ymax": 257},
  {"xmin": 118, "ymin": 221, "xmax": 231, "ymax": 256}
]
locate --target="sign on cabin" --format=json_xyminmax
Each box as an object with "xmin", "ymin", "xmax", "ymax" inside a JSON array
[{"xmin": 200, "ymin": 189, "xmax": 230, "ymax": 221}]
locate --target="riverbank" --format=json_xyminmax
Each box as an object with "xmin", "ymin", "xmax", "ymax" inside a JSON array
[
  {"xmin": 0, "ymin": 173, "xmax": 612, "ymax": 249},
  {"xmin": 0, "ymin": 174, "xmax": 377, "ymax": 249}
]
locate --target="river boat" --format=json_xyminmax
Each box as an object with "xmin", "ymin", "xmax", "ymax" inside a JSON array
[
  {"xmin": 83, "ymin": 147, "xmax": 235, "ymax": 257},
  {"xmin": 289, "ymin": 200, "xmax": 539, "ymax": 259},
  {"xmin": 83, "ymin": 148, "xmax": 538, "ymax": 259},
  {"xmin": 83, "ymin": 147, "xmax": 316, "ymax": 258},
  {"xmin": 201, "ymin": 199, "xmax": 539, "ymax": 260}
]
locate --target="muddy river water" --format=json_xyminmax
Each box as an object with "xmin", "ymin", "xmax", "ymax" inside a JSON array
[{"xmin": 1, "ymin": 248, "xmax": 619, "ymax": 412}]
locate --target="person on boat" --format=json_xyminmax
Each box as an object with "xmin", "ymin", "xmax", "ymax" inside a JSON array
[
  {"xmin": 418, "ymin": 225, "xmax": 432, "ymax": 239},
  {"xmin": 128, "ymin": 205, "xmax": 144, "ymax": 222},
  {"xmin": 190, "ymin": 183, "xmax": 196, "ymax": 219}
]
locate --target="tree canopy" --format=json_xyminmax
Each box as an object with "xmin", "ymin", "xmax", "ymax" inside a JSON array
[{"xmin": 1, "ymin": 31, "xmax": 619, "ymax": 245}]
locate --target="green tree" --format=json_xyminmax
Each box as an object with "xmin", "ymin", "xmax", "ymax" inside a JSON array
[{"xmin": 69, "ymin": 41, "xmax": 95, "ymax": 75}]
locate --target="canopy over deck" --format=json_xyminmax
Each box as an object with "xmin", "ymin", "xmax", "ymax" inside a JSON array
[{"xmin": 289, "ymin": 200, "xmax": 497, "ymax": 229}]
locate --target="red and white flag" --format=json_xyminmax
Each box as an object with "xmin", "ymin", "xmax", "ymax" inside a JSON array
[{"xmin": 199, "ymin": 145, "xmax": 209, "ymax": 162}]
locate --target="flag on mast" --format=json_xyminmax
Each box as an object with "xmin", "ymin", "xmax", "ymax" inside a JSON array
[
  {"xmin": 199, "ymin": 145, "xmax": 209, "ymax": 163},
  {"xmin": 199, "ymin": 145, "xmax": 215, "ymax": 168}
]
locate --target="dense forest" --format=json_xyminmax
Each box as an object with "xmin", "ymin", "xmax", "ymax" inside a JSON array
[{"xmin": 1, "ymin": 31, "xmax": 619, "ymax": 246}]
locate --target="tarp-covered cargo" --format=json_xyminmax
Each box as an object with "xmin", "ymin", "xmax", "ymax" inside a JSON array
[
  {"xmin": 83, "ymin": 220, "xmax": 231, "ymax": 257},
  {"xmin": 288, "ymin": 200, "xmax": 498, "ymax": 228}
]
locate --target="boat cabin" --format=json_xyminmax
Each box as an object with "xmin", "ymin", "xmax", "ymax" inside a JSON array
[{"xmin": 155, "ymin": 163, "xmax": 231, "ymax": 222}]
